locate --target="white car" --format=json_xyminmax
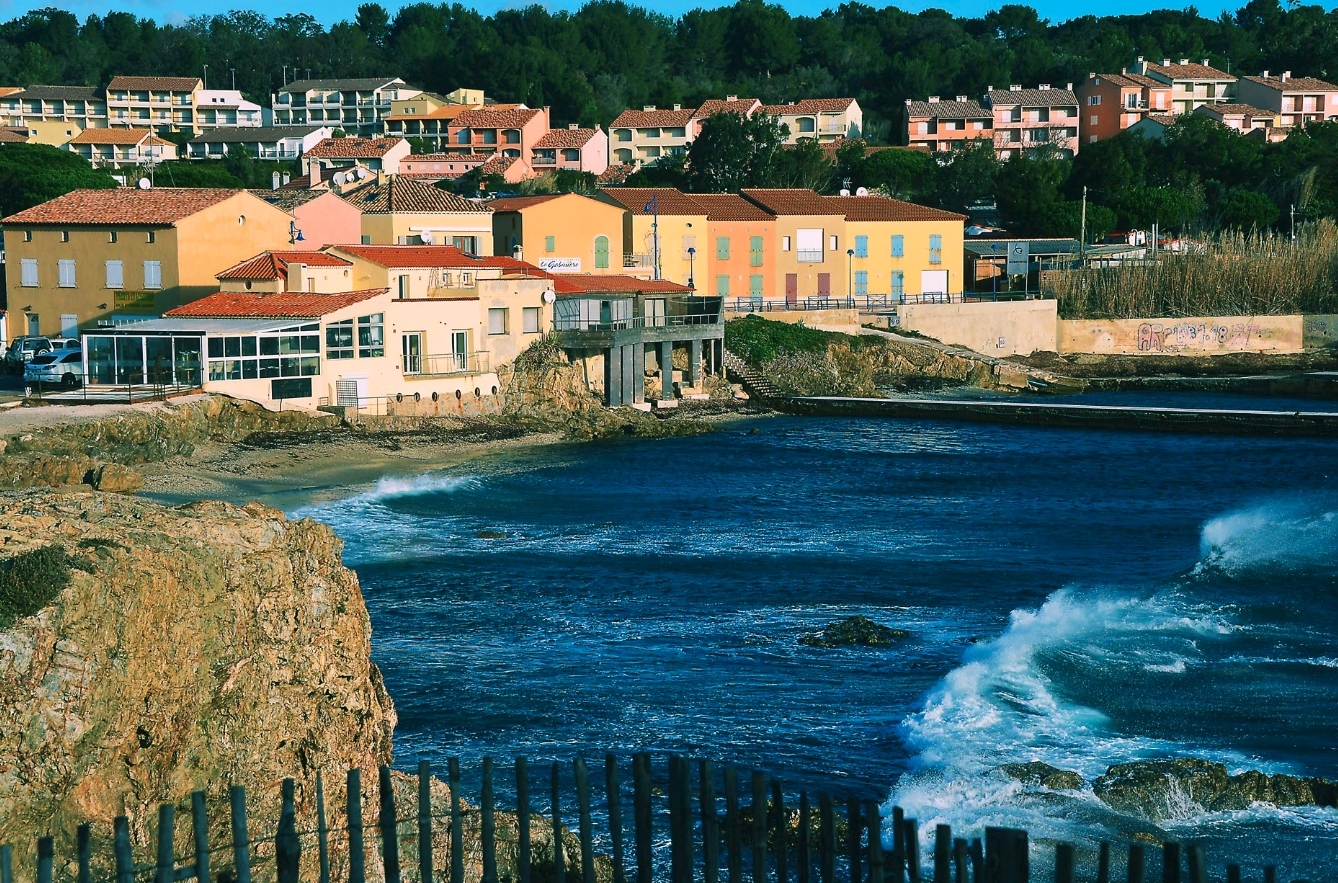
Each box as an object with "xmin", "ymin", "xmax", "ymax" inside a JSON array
[{"xmin": 23, "ymin": 350, "xmax": 84, "ymax": 388}]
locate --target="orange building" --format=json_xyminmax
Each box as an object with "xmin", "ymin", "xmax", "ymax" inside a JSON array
[
  {"xmin": 689, "ymin": 193, "xmax": 776, "ymax": 301},
  {"xmin": 1077, "ymin": 72, "xmax": 1172, "ymax": 145}
]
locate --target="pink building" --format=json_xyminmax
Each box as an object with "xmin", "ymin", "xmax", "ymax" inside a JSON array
[
  {"xmin": 983, "ymin": 84, "xmax": 1080, "ymax": 159},
  {"xmin": 1237, "ymin": 72, "xmax": 1338, "ymax": 127},
  {"xmin": 252, "ymin": 188, "xmax": 363, "ymax": 250},
  {"xmin": 531, "ymin": 125, "xmax": 609, "ymax": 175},
  {"xmin": 445, "ymin": 107, "xmax": 550, "ymax": 160}
]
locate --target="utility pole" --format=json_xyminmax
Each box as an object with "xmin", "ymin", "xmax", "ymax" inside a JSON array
[{"xmin": 1079, "ymin": 185, "xmax": 1088, "ymax": 266}]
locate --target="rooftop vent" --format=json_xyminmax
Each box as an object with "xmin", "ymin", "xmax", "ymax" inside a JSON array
[
  {"xmin": 929, "ymin": 96, "xmax": 940, "ymax": 103},
  {"xmin": 956, "ymin": 95, "xmax": 968, "ymax": 102},
  {"xmin": 643, "ymin": 105, "xmax": 656, "ymax": 112},
  {"xmin": 1282, "ymin": 71, "xmax": 1292, "ymax": 81},
  {"xmin": 1180, "ymin": 58, "xmax": 1189, "ymax": 65},
  {"xmin": 1039, "ymin": 83, "xmax": 1051, "ymax": 90},
  {"xmin": 726, "ymin": 95, "xmax": 738, "ymax": 102},
  {"xmin": 1201, "ymin": 58, "xmax": 1210, "ymax": 66},
  {"xmin": 1010, "ymin": 84, "xmax": 1022, "ymax": 91}
]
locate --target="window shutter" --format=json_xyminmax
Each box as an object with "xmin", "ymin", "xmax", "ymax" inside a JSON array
[
  {"xmin": 716, "ymin": 237, "xmax": 730, "ymax": 260},
  {"xmin": 20, "ymin": 258, "xmax": 37, "ymax": 287},
  {"xmin": 143, "ymin": 261, "xmax": 162, "ymax": 289},
  {"xmin": 891, "ymin": 235, "xmax": 904, "ymax": 257},
  {"xmin": 106, "ymin": 260, "xmax": 123, "ymax": 289}
]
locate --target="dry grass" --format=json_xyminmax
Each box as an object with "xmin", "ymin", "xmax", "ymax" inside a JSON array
[{"xmin": 1047, "ymin": 220, "xmax": 1338, "ymax": 319}]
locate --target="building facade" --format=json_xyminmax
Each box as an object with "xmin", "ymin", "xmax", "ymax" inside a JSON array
[
  {"xmin": 689, "ymin": 193, "xmax": 776, "ymax": 301},
  {"xmin": 760, "ymin": 98, "xmax": 862, "ymax": 143},
  {"xmin": 739, "ymin": 189, "xmax": 849, "ymax": 301},
  {"xmin": 1130, "ymin": 58, "xmax": 1235, "ymax": 115},
  {"xmin": 343, "ymin": 178, "xmax": 493, "ymax": 252},
  {"xmin": 903, "ymin": 98, "xmax": 993, "ymax": 152},
  {"xmin": 105, "ymin": 76, "xmax": 203, "ymax": 133},
  {"xmin": 608, "ymin": 106, "xmax": 698, "ymax": 166},
  {"xmin": 1237, "ymin": 73, "xmax": 1338, "ymax": 127},
  {"xmin": 984, "ymin": 85, "xmax": 1080, "ymax": 159},
  {"xmin": 444, "ymin": 107, "xmax": 549, "ymax": 159},
  {"xmin": 186, "ymin": 126, "xmax": 332, "ymax": 160},
  {"xmin": 303, "ymin": 136, "xmax": 411, "ymax": 175},
  {"xmin": 1077, "ymin": 72, "xmax": 1172, "ymax": 144},
  {"xmin": 597, "ymin": 187, "xmax": 707, "ymax": 283},
  {"xmin": 0, "ymin": 86, "xmax": 107, "ymax": 132},
  {"xmin": 273, "ymin": 78, "xmax": 421, "ymax": 137},
  {"xmin": 67, "ymin": 128, "xmax": 177, "ymax": 168},
  {"xmin": 531, "ymin": 125, "xmax": 609, "ymax": 175},
  {"xmin": 489, "ymin": 193, "xmax": 626, "ymax": 273}
]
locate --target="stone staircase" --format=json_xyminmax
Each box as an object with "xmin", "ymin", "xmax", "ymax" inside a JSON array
[{"xmin": 722, "ymin": 348, "xmax": 782, "ymax": 401}]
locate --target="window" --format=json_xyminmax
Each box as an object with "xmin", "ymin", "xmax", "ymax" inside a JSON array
[
  {"xmin": 1090, "ymin": 115, "xmax": 1099, "ymax": 126},
  {"xmin": 460, "ymin": 272, "xmax": 472, "ymax": 286},
  {"xmin": 20, "ymin": 258, "xmax": 37, "ymax": 287},
  {"xmin": 105, "ymin": 260, "xmax": 123, "ymax": 289},
  {"xmin": 22, "ymin": 230, "xmax": 31, "ymax": 242},
  {"xmin": 327, "ymin": 319, "xmax": 354, "ymax": 359},
  {"xmin": 854, "ymin": 235, "xmax": 868, "ymax": 258},
  {"xmin": 358, "ymin": 313, "xmax": 384, "ymax": 357},
  {"xmin": 796, "ymin": 229, "xmax": 823, "ymax": 262},
  {"xmin": 361, "ymin": 235, "xmax": 372, "ymax": 245},
  {"xmin": 108, "ymin": 231, "xmax": 118, "ymax": 243},
  {"xmin": 782, "ymin": 235, "xmax": 791, "ymax": 251},
  {"xmin": 504, "ymin": 129, "xmax": 520, "ymax": 143},
  {"xmin": 854, "ymin": 270, "xmax": 868, "ymax": 295},
  {"xmin": 616, "ymin": 129, "xmax": 631, "ymax": 142},
  {"xmin": 892, "ymin": 235, "xmax": 904, "ymax": 257},
  {"xmin": 545, "ymin": 235, "xmax": 556, "ymax": 253},
  {"xmin": 207, "ymin": 325, "xmax": 319, "ymax": 381},
  {"xmin": 398, "ymin": 275, "xmax": 410, "ymax": 299},
  {"xmin": 61, "ymin": 230, "xmax": 70, "ymax": 242},
  {"xmin": 594, "ymin": 235, "xmax": 610, "ymax": 269},
  {"xmin": 891, "ymin": 270, "xmax": 905, "ymax": 299},
  {"xmin": 1089, "ymin": 95, "xmax": 1101, "ymax": 106},
  {"xmin": 829, "ymin": 235, "xmax": 838, "ymax": 251},
  {"xmin": 58, "ymin": 259, "xmax": 76, "ymax": 288},
  {"xmin": 143, "ymin": 261, "xmax": 162, "ymax": 290},
  {"xmin": 716, "ymin": 236, "xmax": 730, "ymax": 260},
  {"xmin": 146, "ymin": 231, "xmax": 156, "ymax": 243},
  {"xmin": 929, "ymin": 234, "xmax": 943, "ymax": 265},
  {"xmin": 716, "ymin": 275, "xmax": 730, "ymax": 297},
  {"xmin": 488, "ymin": 308, "xmax": 508, "ymax": 335},
  {"xmin": 749, "ymin": 236, "xmax": 763, "ymax": 267},
  {"xmin": 523, "ymin": 306, "xmax": 541, "ymax": 334},
  {"xmin": 749, "ymin": 274, "xmax": 763, "ymax": 297}
]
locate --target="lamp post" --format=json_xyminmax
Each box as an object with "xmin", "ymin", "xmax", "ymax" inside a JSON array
[
  {"xmin": 846, "ymin": 248, "xmax": 855, "ymax": 306},
  {"xmin": 687, "ymin": 247, "xmax": 696, "ymax": 291}
]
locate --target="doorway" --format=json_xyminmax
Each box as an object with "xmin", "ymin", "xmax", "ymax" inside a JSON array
[{"xmin": 402, "ymin": 332, "xmax": 423, "ymax": 374}]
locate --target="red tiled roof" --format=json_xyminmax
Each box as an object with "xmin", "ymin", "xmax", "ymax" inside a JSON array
[
  {"xmin": 343, "ymin": 178, "xmax": 488, "ymax": 214},
  {"xmin": 760, "ymin": 98, "xmax": 857, "ymax": 115},
  {"xmin": 904, "ymin": 99, "xmax": 991, "ymax": 120},
  {"xmin": 217, "ymin": 251, "xmax": 353, "ymax": 281},
  {"xmin": 306, "ymin": 136, "xmax": 406, "ymax": 158},
  {"xmin": 985, "ymin": 88, "xmax": 1078, "ymax": 107},
  {"xmin": 1120, "ymin": 72, "xmax": 1168, "ymax": 90},
  {"xmin": 451, "ymin": 108, "xmax": 543, "ymax": 129},
  {"xmin": 334, "ymin": 244, "xmax": 504, "ymax": 268},
  {"xmin": 3, "ymin": 187, "xmax": 241, "ymax": 225},
  {"xmin": 402, "ymin": 154, "xmax": 487, "ymax": 164},
  {"xmin": 1241, "ymin": 74, "xmax": 1338, "ymax": 93},
  {"xmin": 599, "ymin": 187, "xmax": 706, "ymax": 216},
  {"xmin": 1143, "ymin": 114, "xmax": 1178, "ymax": 126},
  {"xmin": 696, "ymin": 98, "xmax": 761, "ymax": 118},
  {"xmin": 165, "ymin": 289, "xmax": 386, "ymax": 319},
  {"xmin": 477, "ymin": 155, "xmax": 523, "ymax": 176},
  {"xmin": 822, "ymin": 195, "xmax": 967, "ymax": 223},
  {"xmin": 108, "ymin": 76, "xmax": 201, "ymax": 92},
  {"xmin": 70, "ymin": 128, "xmax": 172, "ymax": 146},
  {"xmin": 534, "ymin": 127, "xmax": 599, "ymax": 149},
  {"xmin": 0, "ymin": 128, "xmax": 28, "ymax": 143},
  {"xmin": 687, "ymin": 193, "xmax": 774, "ymax": 222},
  {"xmin": 1197, "ymin": 103, "xmax": 1276, "ymax": 117},
  {"xmin": 740, "ymin": 189, "xmax": 845, "ymax": 216},
  {"xmin": 487, "ymin": 195, "xmax": 565, "ymax": 211},
  {"xmin": 610, "ymin": 107, "xmax": 697, "ymax": 128},
  {"xmin": 551, "ymin": 274, "xmax": 691, "ymax": 295},
  {"xmin": 1146, "ymin": 62, "xmax": 1233, "ymax": 81}
]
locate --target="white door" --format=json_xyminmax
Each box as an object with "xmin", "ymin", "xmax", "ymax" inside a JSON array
[
  {"xmin": 402, "ymin": 332, "xmax": 423, "ymax": 374},
  {"xmin": 450, "ymin": 330, "xmax": 468, "ymax": 372},
  {"xmin": 27, "ymin": 315, "xmax": 39, "ymax": 336},
  {"xmin": 61, "ymin": 314, "xmax": 79, "ymax": 338}
]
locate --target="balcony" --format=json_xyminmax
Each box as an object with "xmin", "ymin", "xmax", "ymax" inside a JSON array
[
  {"xmin": 403, "ymin": 351, "xmax": 490, "ymax": 377},
  {"xmin": 796, "ymin": 250, "xmax": 824, "ymax": 263}
]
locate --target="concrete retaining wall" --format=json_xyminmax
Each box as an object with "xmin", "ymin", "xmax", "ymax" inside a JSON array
[
  {"xmin": 726, "ymin": 308, "xmax": 862, "ymax": 334},
  {"xmin": 897, "ymin": 299, "xmax": 1059, "ymax": 356},
  {"xmin": 1057, "ymin": 315, "xmax": 1303, "ymax": 355},
  {"xmin": 1303, "ymin": 315, "xmax": 1338, "ymax": 349}
]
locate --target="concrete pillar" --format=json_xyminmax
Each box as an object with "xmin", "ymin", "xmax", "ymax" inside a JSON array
[
  {"xmin": 689, "ymin": 339, "xmax": 702, "ymax": 388},
  {"xmin": 632, "ymin": 343, "xmax": 646, "ymax": 404},
  {"xmin": 620, "ymin": 345, "xmax": 635, "ymax": 406},
  {"xmin": 604, "ymin": 346, "xmax": 622, "ymax": 406},
  {"xmin": 659, "ymin": 341, "xmax": 673, "ymax": 400}
]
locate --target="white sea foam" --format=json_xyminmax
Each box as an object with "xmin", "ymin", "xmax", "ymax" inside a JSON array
[
  {"xmin": 365, "ymin": 473, "xmax": 481, "ymax": 500},
  {"xmin": 1198, "ymin": 500, "xmax": 1338, "ymax": 576}
]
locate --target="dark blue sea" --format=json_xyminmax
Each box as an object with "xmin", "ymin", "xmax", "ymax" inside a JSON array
[{"xmin": 293, "ymin": 409, "xmax": 1338, "ymax": 877}]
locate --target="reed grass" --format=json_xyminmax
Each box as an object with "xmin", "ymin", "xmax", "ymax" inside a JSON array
[{"xmin": 1046, "ymin": 220, "xmax": 1338, "ymax": 319}]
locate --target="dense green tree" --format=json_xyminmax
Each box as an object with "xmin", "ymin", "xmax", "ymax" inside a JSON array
[
  {"xmin": 1217, "ymin": 189, "xmax": 1282, "ymax": 229},
  {"xmin": 934, "ymin": 141, "xmax": 1001, "ymax": 213},
  {"xmin": 0, "ymin": 144, "xmax": 115, "ymax": 215},
  {"xmin": 682, "ymin": 112, "xmax": 788, "ymax": 192}
]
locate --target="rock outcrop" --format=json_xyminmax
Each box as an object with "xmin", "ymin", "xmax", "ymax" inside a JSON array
[
  {"xmin": 1092, "ymin": 758, "xmax": 1338, "ymax": 821},
  {"xmin": 799, "ymin": 615, "xmax": 909, "ymax": 648},
  {"xmin": 997, "ymin": 762, "xmax": 1085, "ymax": 791}
]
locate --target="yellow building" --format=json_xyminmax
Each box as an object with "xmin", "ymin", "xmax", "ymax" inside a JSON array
[
  {"xmin": 822, "ymin": 195, "xmax": 967, "ymax": 300},
  {"xmin": 739, "ymin": 190, "xmax": 849, "ymax": 300},
  {"xmin": 2, "ymin": 188, "xmax": 294, "ymax": 337},
  {"xmin": 343, "ymin": 178, "xmax": 494, "ymax": 253},
  {"xmin": 489, "ymin": 193, "xmax": 627, "ymax": 274},
  {"xmin": 18, "ymin": 119, "xmax": 82, "ymax": 147},
  {"xmin": 596, "ymin": 187, "xmax": 707, "ymax": 284}
]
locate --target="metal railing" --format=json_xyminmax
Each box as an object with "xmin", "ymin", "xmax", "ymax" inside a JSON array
[
  {"xmin": 624, "ymin": 254, "xmax": 655, "ymax": 269},
  {"xmin": 402, "ymin": 352, "xmax": 490, "ymax": 377},
  {"xmin": 796, "ymin": 250, "xmax": 824, "ymax": 263},
  {"xmin": 554, "ymin": 314, "xmax": 722, "ymax": 332},
  {"xmin": 730, "ymin": 296, "xmax": 892, "ymax": 312}
]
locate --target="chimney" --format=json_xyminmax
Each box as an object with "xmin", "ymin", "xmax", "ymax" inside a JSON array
[
  {"xmin": 643, "ymin": 105, "xmax": 656, "ymax": 112},
  {"xmin": 1040, "ymin": 83, "xmax": 1051, "ymax": 90},
  {"xmin": 672, "ymin": 103, "xmax": 681, "ymax": 111},
  {"xmin": 512, "ymin": 244, "xmax": 522, "ymax": 262},
  {"xmin": 287, "ymin": 262, "xmax": 306, "ymax": 292},
  {"xmin": 308, "ymin": 164, "xmax": 320, "ymax": 187},
  {"xmin": 271, "ymin": 171, "xmax": 280, "ymax": 190},
  {"xmin": 1066, "ymin": 82, "xmax": 1073, "ymax": 91},
  {"xmin": 1010, "ymin": 84, "xmax": 1022, "ymax": 91},
  {"xmin": 726, "ymin": 95, "xmax": 737, "ymax": 102},
  {"xmin": 282, "ymin": 172, "xmax": 291, "ymax": 185},
  {"xmin": 928, "ymin": 96, "xmax": 940, "ymax": 103},
  {"xmin": 569, "ymin": 123, "xmax": 578, "ymax": 130},
  {"xmin": 1201, "ymin": 58, "xmax": 1209, "ymax": 66},
  {"xmin": 1282, "ymin": 71, "xmax": 1291, "ymax": 82},
  {"xmin": 956, "ymin": 95, "xmax": 967, "ymax": 102},
  {"xmin": 1180, "ymin": 58, "xmax": 1189, "ymax": 65},
  {"xmin": 1162, "ymin": 59, "xmax": 1171, "ymax": 66},
  {"xmin": 1262, "ymin": 70, "xmax": 1269, "ymax": 78}
]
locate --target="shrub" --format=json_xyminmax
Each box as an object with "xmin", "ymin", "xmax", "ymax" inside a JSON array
[
  {"xmin": 725, "ymin": 315, "xmax": 860, "ymax": 365},
  {"xmin": 0, "ymin": 545, "xmax": 72, "ymax": 629}
]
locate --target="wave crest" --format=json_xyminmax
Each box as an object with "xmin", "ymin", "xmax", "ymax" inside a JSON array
[{"xmin": 1198, "ymin": 501, "xmax": 1338, "ymax": 577}]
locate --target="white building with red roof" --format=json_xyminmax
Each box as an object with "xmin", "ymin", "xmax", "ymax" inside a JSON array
[
  {"xmin": 759, "ymin": 98, "xmax": 862, "ymax": 143},
  {"xmin": 303, "ymin": 136, "xmax": 411, "ymax": 176},
  {"xmin": 531, "ymin": 125, "xmax": 608, "ymax": 175}
]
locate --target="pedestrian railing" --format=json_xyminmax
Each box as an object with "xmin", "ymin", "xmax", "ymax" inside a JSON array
[{"xmin": 0, "ymin": 753, "xmax": 1290, "ymax": 883}]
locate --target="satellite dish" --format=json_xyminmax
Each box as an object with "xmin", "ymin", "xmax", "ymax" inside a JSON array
[
  {"xmin": 420, "ymin": 231, "xmax": 435, "ymax": 244},
  {"xmin": 839, "ymin": 188, "xmax": 851, "ymax": 196},
  {"xmin": 137, "ymin": 177, "xmax": 151, "ymax": 190},
  {"xmin": 542, "ymin": 290, "xmax": 556, "ymax": 304},
  {"xmin": 855, "ymin": 186, "xmax": 869, "ymax": 196},
  {"xmin": 356, "ymin": 167, "xmax": 369, "ymax": 179},
  {"xmin": 333, "ymin": 172, "xmax": 347, "ymax": 185}
]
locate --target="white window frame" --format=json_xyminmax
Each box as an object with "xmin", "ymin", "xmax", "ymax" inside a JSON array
[
  {"xmin": 522, "ymin": 306, "xmax": 541, "ymax": 334},
  {"xmin": 488, "ymin": 307, "xmax": 508, "ymax": 335}
]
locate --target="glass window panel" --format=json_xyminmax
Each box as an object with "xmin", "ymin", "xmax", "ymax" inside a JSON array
[
  {"xmin": 300, "ymin": 356, "xmax": 320, "ymax": 376},
  {"xmin": 280, "ymin": 356, "xmax": 300, "ymax": 376},
  {"xmin": 241, "ymin": 337, "xmax": 257, "ymax": 357},
  {"xmin": 207, "ymin": 338, "xmax": 223, "ymax": 359},
  {"xmin": 259, "ymin": 358, "xmax": 280, "ymax": 378},
  {"xmin": 242, "ymin": 359, "xmax": 258, "ymax": 379},
  {"xmin": 225, "ymin": 337, "xmax": 241, "ymax": 358},
  {"xmin": 260, "ymin": 337, "xmax": 279, "ymax": 356}
]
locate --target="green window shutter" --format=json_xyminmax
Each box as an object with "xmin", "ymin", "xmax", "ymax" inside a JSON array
[
  {"xmin": 855, "ymin": 235, "xmax": 868, "ymax": 258},
  {"xmin": 749, "ymin": 274, "xmax": 763, "ymax": 295},
  {"xmin": 716, "ymin": 236, "xmax": 730, "ymax": 260},
  {"xmin": 545, "ymin": 235, "xmax": 555, "ymax": 253},
  {"xmin": 891, "ymin": 235, "xmax": 904, "ymax": 257},
  {"xmin": 749, "ymin": 236, "xmax": 763, "ymax": 266},
  {"xmin": 595, "ymin": 235, "xmax": 610, "ymax": 268},
  {"xmin": 716, "ymin": 275, "xmax": 730, "ymax": 297}
]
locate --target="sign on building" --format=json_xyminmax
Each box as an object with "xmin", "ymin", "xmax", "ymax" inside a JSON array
[
  {"xmin": 1006, "ymin": 242, "xmax": 1030, "ymax": 276},
  {"xmin": 539, "ymin": 258, "xmax": 582, "ymax": 272}
]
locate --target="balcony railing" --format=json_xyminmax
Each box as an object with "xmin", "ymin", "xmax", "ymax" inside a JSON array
[
  {"xmin": 402, "ymin": 351, "xmax": 490, "ymax": 376},
  {"xmin": 796, "ymin": 250, "xmax": 824, "ymax": 263},
  {"xmin": 623, "ymin": 254, "xmax": 655, "ymax": 268},
  {"xmin": 554, "ymin": 314, "xmax": 721, "ymax": 333}
]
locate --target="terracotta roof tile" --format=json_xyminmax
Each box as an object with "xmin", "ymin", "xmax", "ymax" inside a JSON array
[
  {"xmin": 451, "ymin": 108, "xmax": 543, "ymax": 129},
  {"xmin": 306, "ymin": 137, "xmax": 406, "ymax": 158},
  {"xmin": 823, "ymin": 195, "xmax": 966, "ymax": 223},
  {"xmin": 487, "ymin": 195, "xmax": 565, "ymax": 211},
  {"xmin": 760, "ymin": 98, "xmax": 857, "ymax": 115},
  {"xmin": 1144, "ymin": 114, "xmax": 1178, "ymax": 126},
  {"xmin": 534, "ymin": 127, "xmax": 599, "ymax": 149},
  {"xmin": 1145, "ymin": 62, "xmax": 1233, "ymax": 81},
  {"xmin": 477, "ymin": 155, "xmax": 523, "ymax": 176},
  {"xmin": 740, "ymin": 189, "xmax": 844, "ymax": 216},
  {"xmin": 1197, "ymin": 103, "xmax": 1276, "ymax": 117},
  {"xmin": 1120, "ymin": 72, "xmax": 1167, "ymax": 90},
  {"xmin": 334, "ymin": 244, "xmax": 496, "ymax": 268},
  {"xmin": 281, "ymin": 77, "xmax": 406, "ymax": 94},
  {"xmin": 696, "ymin": 98, "xmax": 761, "ymax": 117},
  {"xmin": 217, "ymin": 251, "xmax": 352, "ymax": 282},
  {"xmin": 904, "ymin": 99, "xmax": 991, "ymax": 119},
  {"xmin": 985, "ymin": 88, "xmax": 1078, "ymax": 107},
  {"xmin": 3, "ymin": 187, "xmax": 241, "ymax": 225},
  {"xmin": 687, "ymin": 193, "xmax": 773, "ymax": 221},
  {"xmin": 70, "ymin": 128, "xmax": 164, "ymax": 145},
  {"xmin": 107, "ymin": 76, "xmax": 201, "ymax": 92},
  {"xmin": 0, "ymin": 129, "xmax": 28, "ymax": 143},
  {"xmin": 599, "ymin": 187, "xmax": 706, "ymax": 216},
  {"xmin": 14, "ymin": 85, "xmax": 101, "ymax": 101},
  {"xmin": 596, "ymin": 164, "xmax": 637, "ymax": 185},
  {"xmin": 610, "ymin": 107, "xmax": 697, "ymax": 128},
  {"xmin": 551, "ymin": 274, "xmax": 692, "ymax": 294},
  {"xmin": 165, "ymin": 289, "xmax": 386, "ymax": 319},
  {"xmin": 343, "ymin": 179, "xmax": 489, "ymax": 214},
  {"xmin": 1241, "ymin": 74, "xmax": 1338, "ymax": 93}
]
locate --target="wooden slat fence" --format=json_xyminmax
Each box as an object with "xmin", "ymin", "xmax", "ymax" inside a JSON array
[{"xmin": 0, "ymin": 753, "xmax": 1279, "ymax": 883}]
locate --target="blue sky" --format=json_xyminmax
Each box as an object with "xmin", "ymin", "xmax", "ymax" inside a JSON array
[{"xmin": 0, "ymin": 0, "xmax": 1248, "ymax": 28}]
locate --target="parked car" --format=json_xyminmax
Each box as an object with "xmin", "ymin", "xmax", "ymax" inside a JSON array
[
  {"xmin": 48, "ymin": 337, "xmax": 81, "ymax": 352},
  {"xmin": 4, "ymin": 336, "xmax": 52, "ymax": 373},
  {"xmin": 23, "ymin": 350, "xmax": 84, "ymax": 389}
]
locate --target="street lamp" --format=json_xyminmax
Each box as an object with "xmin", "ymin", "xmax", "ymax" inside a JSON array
[
  {"xmin": 687, "ymin": 246, "xmax": 696, "ymax": 291},
  {"xmin": 846, "ymin": 248, "xmax": 855, "ymax": 305}
]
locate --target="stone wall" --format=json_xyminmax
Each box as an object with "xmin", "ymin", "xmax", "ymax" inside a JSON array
[
  {"xmin": 896, "ymin": 299, "xmax": 1059, "ymax": 356},
  {"xmin": 724, "ymin": 308, "xmax": 863, "ymax": 334}
]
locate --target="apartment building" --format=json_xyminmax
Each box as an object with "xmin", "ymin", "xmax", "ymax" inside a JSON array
[
  {"xmin": 251, "ymin": 189, "xmax": 363, "ymax": 250},
  {"xmin": 67, "ymin": 128, "xmax": 177, "ymax": 168},
  {"xmin": 761, "ymin": 98, "xmax": 862, "ymax": 143},
  {"xmin": 444, "ymin": 107, "xmax": 549, "ymax": 159},
  {"xmin": 531, "ymin": 125, "xmax": 609, "ymax": 175},
  {"xmin": 1129, "ymin": 57, "xmax": 1235, "ymax": 115},
  {"xmin": 738, "ymin": 189, "xmax": 849, "ymax": 300},
  {"xmin": 105, "ymin": 76, "xmax": 202, "ymax": 133},
  {"xmin": 1, "ymin": 188, "xmax": 292, "ymax": 336},
  {"xmin": 689, "ymin": 193, "xmax": 775, "ymax": 301},
  {"xmin": 1237, "ymin": 72, "xmax": 1338, "ymax": 127},
  {"xmin": 823, "ymin": 195, "xmax": 966, "ymax": 302},
  {"xmin": 984, "ymin": 85, "xmax": 1080, "ymax": 159},
  {"xmin": 1193, "ymin": 103, "xmax": 1286, "ymax": 141},
  {"xmin": 1077, "ymin": 72, "xmax": 1172, "ymax": 144},
  {"xmin": 273, "ymin": 77, "xmax": 420, "ymax": 137},
  {"xmin": 194, "ymin": 89, "xmax": 265, "ymax": 130},
  {"xmin": 186, "ymin": 126, "xmax": 333, "ymax": 161},
  {"xmin": 597, "ymin": 187, "xmax": 708, "ymax": 283},
  {"xmin": 0, "ymin": 86, "xmax": 107, "ymax": 135},
  {"xmin": 343, "ymin": 178, "xmax": 493, "ymax": 252},
  {"xmin": 608, "ymin": 105, "xmax": 698, "ymax": 165},
  {"xmin": 903, "ymin": 97, "xmax": 993, "ymax": 152},
  {"xmin": 303, "ymin": 136, "xmax": 411, "ymax": 176},
  {"xmin": 489, "ymin": 193, "xmax": 627, "ymax": 272}
]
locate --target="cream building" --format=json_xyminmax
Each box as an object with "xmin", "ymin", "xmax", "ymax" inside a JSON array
[{"xmin": 343, "ymin": 178, "xmax": 493, "ymax": 253}]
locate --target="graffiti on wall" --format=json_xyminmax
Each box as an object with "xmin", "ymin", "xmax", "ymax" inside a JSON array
[{"xmin": 1136, "ymin": 321, "xmax": 1268, "ymax": 353}]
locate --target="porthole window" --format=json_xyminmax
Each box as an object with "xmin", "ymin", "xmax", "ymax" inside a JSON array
[
  {"xmin": 431, "ymin": 391, "xmax": 439, "ymax": 402},
  {"xmin": 455, "ymin": 389, "xmax": 462, "ymax": 400}
]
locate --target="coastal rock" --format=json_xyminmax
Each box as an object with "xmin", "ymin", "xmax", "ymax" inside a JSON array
[
  {"xmin": 1092, "ymin": 759, "xmax": 1338, "ymax": 821},
  {"xmin": 88, "ymin": 463, "xmax": 143, "ymax": 494},
  {"xmin": 800, "ymin": 615, "xmax": 909, "ymax": 648},
  {"xmin": 997, "ymin": 762, "xmax": 1085, "ymax": 791}
]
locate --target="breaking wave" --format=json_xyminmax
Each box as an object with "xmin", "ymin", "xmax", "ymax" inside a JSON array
[{"xmin": 1197, "ymin": 500, "xmax": 1338, "ymax": 577}]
